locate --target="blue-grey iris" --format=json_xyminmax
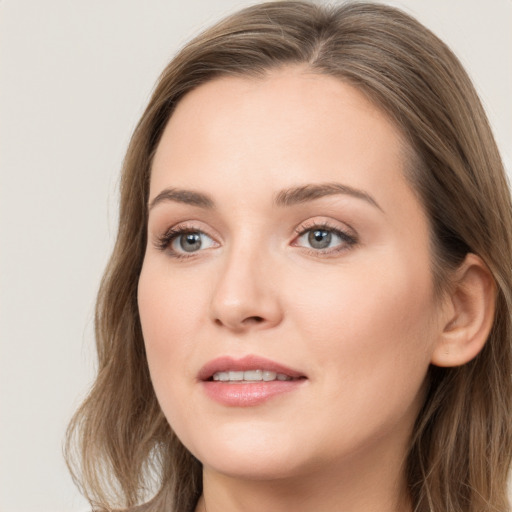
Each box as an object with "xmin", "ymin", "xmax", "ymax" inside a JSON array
[
  {"xmin": 180, "ymin": 233, "xmax": 202, "ymax": 252},
  {"xmin": 308, "ymin": 229, "xmax": 331, "ymax": 249}
]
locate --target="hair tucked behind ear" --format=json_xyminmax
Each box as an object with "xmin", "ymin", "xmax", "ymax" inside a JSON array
[{"xmin": 65, "ymin": 2, "xmax": 512, "ymax": 511}]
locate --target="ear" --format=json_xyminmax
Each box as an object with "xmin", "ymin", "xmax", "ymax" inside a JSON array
[{"xmin": 431, "ymin": 253, "xmax": 496, "ymax": 367}]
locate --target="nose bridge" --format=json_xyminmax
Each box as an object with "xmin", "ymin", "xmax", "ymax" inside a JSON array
[{"xmin": 210, "ymin": 232, "xmax": 282, "ymax": 331}]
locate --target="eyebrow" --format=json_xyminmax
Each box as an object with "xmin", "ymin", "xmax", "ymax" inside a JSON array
[
  {"xmin": 148, "ymin": 188, "xmax": 215, "ymax": 211},
  {"xmin": 148, "ymin": 182, "xmax": 382, "ymax": 212},
  {"xmin": 274, "ymin": 182, "xmax": 383, "ymax": 211}
]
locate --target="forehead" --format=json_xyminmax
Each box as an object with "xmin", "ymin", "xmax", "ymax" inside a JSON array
[{"xmin": 150, "ymin": 67, "xmax": 414, "ymax": 214}]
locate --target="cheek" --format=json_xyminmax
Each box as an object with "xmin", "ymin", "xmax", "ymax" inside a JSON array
[
  {"xmin": 296, "ymin": 267, "xmax": 433, "ymax": 339},
  {"xmin": 137, "ymin": 261, "xmax": 205, "ymax": 400},
  {"xmin": 138, "ymin": 259, "xmax": 208, "ymax": 343},
  {"xmin": 291, "ymin": 251, "xmax": 437, "ymax": 400},
  {"xmin": 138, "ymin": 269, "xmax": 207, "ymax": 448},
  {"xmin": 282, "ymin": 258, "xmax": 437, "ymax": 456}
]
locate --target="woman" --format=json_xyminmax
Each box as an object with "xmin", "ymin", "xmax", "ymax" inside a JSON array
[{"xmin": 65, "ymin": 2, "xmax": 512, "ymax": 511}]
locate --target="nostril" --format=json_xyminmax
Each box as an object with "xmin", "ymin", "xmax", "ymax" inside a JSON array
[
  {"xmin": 244, "ymin": 316, "xmax": 264, "ymax": 324},
  {"xmin": 214, "ymin": 315, "xmax": 265, "ymax": 328},
  {"xmin": 214, "ymin": 315, "xmax": 264, "ymax": 327}
]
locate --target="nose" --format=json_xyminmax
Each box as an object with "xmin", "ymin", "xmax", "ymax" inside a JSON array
[{"xmin": 210, "ymin": 244, "xmax": 283, "ymax": 332}]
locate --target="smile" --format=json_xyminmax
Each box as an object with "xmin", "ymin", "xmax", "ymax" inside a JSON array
[
  {"xmin": 200, "ymin": 355, "xmax": 307, "ymax": 406},
  {"xmin": 212, "ymin": 370, "xmax": 295, "ymax": 382}
]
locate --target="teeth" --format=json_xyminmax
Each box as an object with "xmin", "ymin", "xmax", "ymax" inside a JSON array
[
  {"xmin": 244, "ymin": 370, "xmax": 263, "ymax": 381},
  {"xmin": 212, "ymin": 370, "xmax": 293, "ymax": 382}
]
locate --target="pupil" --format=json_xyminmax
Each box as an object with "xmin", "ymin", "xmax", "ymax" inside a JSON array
[
  {"xmin": 308, "ymin": 230, "xmax": 331, "ymax": 249},
  {"xmin": 180, "ymin": 232, "xmax": 201, "ymax": 252}
]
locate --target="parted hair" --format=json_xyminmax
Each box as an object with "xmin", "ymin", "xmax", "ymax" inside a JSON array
[{"xmin": 65, "ymin": 2, "xmax": 512, "ymax": 511}]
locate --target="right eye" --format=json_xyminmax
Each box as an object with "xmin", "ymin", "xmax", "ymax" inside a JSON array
[
  {"xmin": 172, "ymin": 231, "xmax": 216, "ymax": 253},
  {"xmin": 156, "ymin": 227, "xmax": 217, "ymax": 257}
]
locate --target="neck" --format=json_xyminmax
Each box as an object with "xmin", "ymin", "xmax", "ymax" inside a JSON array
[{"xmin": 196, "ymin": 446, "xmax": 411, "ymax": 512}]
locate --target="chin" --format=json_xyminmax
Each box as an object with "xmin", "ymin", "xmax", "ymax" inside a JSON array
[
  {"xmin": 202, "ymin": 453, "xmax": 306, "ymax": 482},
  {"xmin": 182, "ymin": 422, "xmax": 308, "ymax": 480}
]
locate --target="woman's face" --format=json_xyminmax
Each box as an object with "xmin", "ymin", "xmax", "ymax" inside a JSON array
[{"xmin": 138, "ymin": 68, "xmax": 445, "ymax": 481}]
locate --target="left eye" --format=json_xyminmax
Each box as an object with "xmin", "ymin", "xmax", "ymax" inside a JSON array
[
  {"xmin": 170, "ymin": 231, "xmax": 216, "ymax": 254},
  {"xmin": 296, "ymin": 228, "xmax": 352, "ymax": 251}
]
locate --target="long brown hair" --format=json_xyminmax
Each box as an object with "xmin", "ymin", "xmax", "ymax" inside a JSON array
[{"xmin": 65, "ymin": 2, "xmax": 512, "ymax": 511}]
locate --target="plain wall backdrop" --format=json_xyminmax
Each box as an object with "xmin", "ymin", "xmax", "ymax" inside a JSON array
[{"xmin": 1, "ymin": 1, "xmax": 510, "ymax": 511}]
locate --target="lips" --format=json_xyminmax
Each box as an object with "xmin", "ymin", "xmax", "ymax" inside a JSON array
[
  {"xmin": 199, "ymin": 355, "xmax": 307, "ymax": 407},
  {"xmin": 198, "ymin": 355, "xmax": 305, "ymax": 381}
]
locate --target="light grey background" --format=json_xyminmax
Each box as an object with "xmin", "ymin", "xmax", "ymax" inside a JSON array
[{"xmin": 1, "ymin": 1, "xmax": 510, "ymax": 511}]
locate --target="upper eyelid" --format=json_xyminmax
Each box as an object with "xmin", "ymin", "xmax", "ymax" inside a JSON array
[
  {"xmin": 157, "ymin": 221, "xmax": 219, "ymax": 239},
  {"xmin": 152, "ymin": 217, "xmax": 358, "ymax": 244},
  {"xmin": 293, "ymin": 218, "xmax": 357, "ymax": 237}
]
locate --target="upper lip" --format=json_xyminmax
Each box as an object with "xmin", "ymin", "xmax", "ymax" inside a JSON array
[{"xmin": 198, "ymin": 355, "xmax": 306, "ymax": 381}]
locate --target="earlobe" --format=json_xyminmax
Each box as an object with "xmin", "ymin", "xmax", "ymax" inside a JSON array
[{"xmin": 431, "ymin": 253, "xmax": 496, "ymax": 367}]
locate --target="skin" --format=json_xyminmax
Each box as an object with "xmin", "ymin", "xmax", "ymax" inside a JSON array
[{"xmin": 138, "ymin": 67, "xmax": 454, "ymax": 512}]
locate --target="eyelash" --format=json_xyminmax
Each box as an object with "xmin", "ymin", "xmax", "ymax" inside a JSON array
[
  {"xmin": 293, "ymin": 221, "xmax": 358, "ymax": 256},
  {"xmin": 154, "ymin": 223, "xmax": 213, "ymax": 258},
  {"xmin": 154, "ymin": 221, "xmax": 358, "ymax": 259}
]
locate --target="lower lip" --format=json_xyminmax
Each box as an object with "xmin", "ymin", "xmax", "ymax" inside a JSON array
[{"xmin": 202, "ymin": 380, "xmax": 305, "ymax": 407}]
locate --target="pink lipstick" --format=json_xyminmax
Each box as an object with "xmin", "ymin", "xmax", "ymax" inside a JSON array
[{"xmin": 199, "ymin": 355, "xmax": 306, "ymax": 407}]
